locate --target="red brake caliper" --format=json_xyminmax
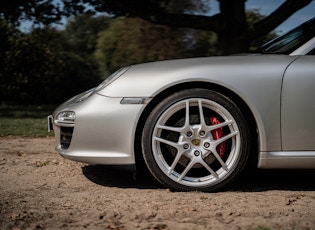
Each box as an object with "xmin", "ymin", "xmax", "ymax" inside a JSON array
[{"xmin": 210, "ymin": 116, "xmax": 226, "ymax": 157}]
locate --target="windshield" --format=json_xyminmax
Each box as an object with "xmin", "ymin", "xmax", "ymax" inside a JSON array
[{"xmin": 257, "ymin": 18, "xmax": 315, "ymax": 54}]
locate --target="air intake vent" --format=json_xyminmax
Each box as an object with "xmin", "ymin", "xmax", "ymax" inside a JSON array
[{"xmin": 60, "ymin": 127, "xmax": 74, "ymax": 149}]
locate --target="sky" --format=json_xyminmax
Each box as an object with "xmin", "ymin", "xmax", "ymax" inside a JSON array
[{"xmin": 210, "ymin": 0, "xmax": 315, "ymax": 34}]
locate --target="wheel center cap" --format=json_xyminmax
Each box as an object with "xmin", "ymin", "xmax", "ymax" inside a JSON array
[{"xmin": 192, "ymin": 139, "xmax": 200, "ymax": 146}]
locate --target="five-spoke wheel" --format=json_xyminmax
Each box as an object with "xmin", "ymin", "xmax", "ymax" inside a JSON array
[{"xmin": 142, "ymin": 89, "xmax": 250, "ymax": 192}]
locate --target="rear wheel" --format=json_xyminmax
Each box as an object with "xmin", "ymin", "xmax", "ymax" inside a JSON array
[{"xmin": 142, "ymin": 89, "xmax": 250, "ymax": 192}]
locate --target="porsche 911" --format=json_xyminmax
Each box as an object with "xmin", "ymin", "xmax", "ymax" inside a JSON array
[{"xmin": 48, "ymin": 18, "xmax": 315, "ymax": 192}]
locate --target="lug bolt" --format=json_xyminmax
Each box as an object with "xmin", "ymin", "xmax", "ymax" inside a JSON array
[
  {"xmin": 194, "ymin": 150, "xmax": 200, "ymax": 156},
  {"xmin": 187, "ymin": 131, "xmax": 193, "ymax": 137},
  {"xmin": 183, "ymin": 144, "xmax": 189, "ymax": 149},
  {"xmin": 204, "ymin": 142, "xmax": 210, "ymax": 148},
  {"xmin": 199, "ymin": 130, "xmax": 205, "ymax": 136}
]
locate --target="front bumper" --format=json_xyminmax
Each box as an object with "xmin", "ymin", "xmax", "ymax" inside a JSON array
[{"xmin": 49, "ymin": 93, "xmax": 147, "ymax": 166}]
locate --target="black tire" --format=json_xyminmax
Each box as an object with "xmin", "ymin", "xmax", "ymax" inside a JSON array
[{"xmin": 141, "ymin": 88, "xmax": 250, "ymax": 192}]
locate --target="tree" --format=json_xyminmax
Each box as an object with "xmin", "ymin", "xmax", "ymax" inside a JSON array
[
  {"xmin": 95, "ymin": 17, "xmax": 211, "ymax": 75},
  {"xmin": 1, "ymin": 27, "xmax": 101, "ymax": 105},
  {"xmin": 94, "ymin": 8, "xmax": 276, "ymax": 75},
  {"xmin": 63, "ymin": 14, "xmax": 111, "ymax": 56},
  {"xmin": 62, "ymin": 0, "xmax": 313, "ymax": 54},
  {"xmin": 63, "ymin": 14, "xmax": 111, "ymax": 78},
  {"xmin": 1, "ymin": 0, "xmax": 312, "ymax": 54},
  {"xmin": 0, "ymin": 0, "xmax": 63, "ymax": 27}
]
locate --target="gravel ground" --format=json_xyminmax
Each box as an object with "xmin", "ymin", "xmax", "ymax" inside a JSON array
[{"xmin": 0, "ymin": 137, "xmax": 314, "ymax": 230}]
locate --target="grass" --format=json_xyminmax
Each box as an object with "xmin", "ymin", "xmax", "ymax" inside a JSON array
[{"xmin": 0, "ymin": 105, "xmax": 56, "ymax": 137}]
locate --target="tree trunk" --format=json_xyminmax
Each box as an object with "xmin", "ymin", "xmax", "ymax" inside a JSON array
[
  {"xmin": 217, "ymin": 0, "xmax": 249, "ymax": 55},
  {"xmin": 217, "ymin": 34, "xmax": 250, "ymax": 55}
]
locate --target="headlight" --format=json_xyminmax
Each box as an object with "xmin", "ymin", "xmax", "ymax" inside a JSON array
[{"xmin": 56, "ymin": 111, "xmax": 76, "ymax": 124}]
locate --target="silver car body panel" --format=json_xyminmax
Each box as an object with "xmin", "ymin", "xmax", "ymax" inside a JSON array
[
  {"xmin": 53, "ymin": 94, "xmax": 146, "ymax": 165},
  {"xmin": 258, "ymin": 152, "xmax": 315, "ymax": 168},
  {"xmin": 281, "ymin": 55, "xmax": 315, "ymax": 150},
  {"xmin": 52, "ymin": 53, "xmax": 315, "ymax": 169},
  {"xmin": 98, "ymin": 55, "xmax": 300, "ymax": 152}
]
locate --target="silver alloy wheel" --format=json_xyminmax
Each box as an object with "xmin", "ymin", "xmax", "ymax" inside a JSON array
[{"xmin": 151, "ymin": 98, "xmax": 241, "ymax": 188}]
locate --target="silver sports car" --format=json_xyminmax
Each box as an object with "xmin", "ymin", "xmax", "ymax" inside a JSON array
[{"xmin": 49, "ymin": 18, "xmax": 315, "ymax": 192}]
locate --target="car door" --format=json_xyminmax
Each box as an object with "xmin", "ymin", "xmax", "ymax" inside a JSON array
[{"xmin": 281, "ymin": 55, "xmax": 315, "ymax": 150}]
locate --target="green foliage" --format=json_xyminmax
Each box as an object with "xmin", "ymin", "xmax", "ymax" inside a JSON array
[
  {"xmin": 1, "ymin": 27, "xmax": 99, "ymax": 104},
  {"xmin": 0, "ymin": 105, "xmax": 55, "ymax": 118},
  {"xmin": 64, "ymin": 14, "xmax": 111, "ymax": 55},
  {"xmin": 0, "ymin": 0, "xmax": 62, "ymax": 26},
  {"xmin": 0, "ymin": 16, "xmax": 103, "ymax": 105},
  {"xmin": 62, "ymin": 14, "xmax": 111, "ymax": 79},
  {"xmin": 95, "ymin": 17, "xmax": 212, "ymax": 75},
  {"xmin": 1, "ymin": 0, "xmax": 312, "ymax": 55},
  {"xmin": 0, "ymin": 118, "xmax": 52, "ymax": 137},
  {"xmin": 0, "ymin": 3, "xmax": 280, "ymax": 106}
]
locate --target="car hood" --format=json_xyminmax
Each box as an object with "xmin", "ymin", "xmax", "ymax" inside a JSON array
[{"xmin": 97, "ymin": 55, "xmax": 299, "ymax": 98}]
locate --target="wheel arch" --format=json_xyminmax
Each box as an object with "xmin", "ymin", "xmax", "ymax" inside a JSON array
[{"xmin": 134, "ymin": 81, "xmax": 259, "ymax": 171}]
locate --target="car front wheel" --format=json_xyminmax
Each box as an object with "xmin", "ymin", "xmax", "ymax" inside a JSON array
[{"xmin": 142, "ymin": 89, "xmax": 250, "ymax": 192}]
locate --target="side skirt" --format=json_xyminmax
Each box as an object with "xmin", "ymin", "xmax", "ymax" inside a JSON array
[{"xmin": 258, "ymin": 151, "xmax": 315, "ymax": 169}]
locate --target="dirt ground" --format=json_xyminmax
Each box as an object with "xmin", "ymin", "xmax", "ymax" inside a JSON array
[{"xmin": 0, "ymin": 137, "xmax": 314, "ymax": 230}]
